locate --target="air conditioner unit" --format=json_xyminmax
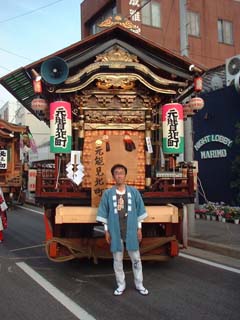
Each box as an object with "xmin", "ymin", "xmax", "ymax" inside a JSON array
[{"xmin": 226, "ymin": 55, "xmax": 240, "ymax": 86}]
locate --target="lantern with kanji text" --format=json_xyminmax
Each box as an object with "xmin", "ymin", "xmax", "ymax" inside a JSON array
[
  {"xmin": 162, "ymin": 103, "xmax": 184, "ymax": 154},
  {"xmin": 50, "ymin": 101, "xmax": 72, "ymax": 153}
]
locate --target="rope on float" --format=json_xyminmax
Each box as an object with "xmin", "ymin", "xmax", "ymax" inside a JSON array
[
  {"xmin": 45, "ymin": 237, "xmax": 97, "ymax": 263},
  {"xmin": 45, "ymin": 236, "xmax": 176, "ymax": 263}
]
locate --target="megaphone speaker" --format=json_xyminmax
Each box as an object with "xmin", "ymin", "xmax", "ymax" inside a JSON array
[{"xmin": 41, "ymin": 56, "xmax": 69, "ymax": 85}]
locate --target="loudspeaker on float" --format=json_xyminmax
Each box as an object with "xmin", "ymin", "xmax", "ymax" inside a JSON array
[{"xmin": 40, "ymin": 56, "xmax": 69, "ymax": 85}]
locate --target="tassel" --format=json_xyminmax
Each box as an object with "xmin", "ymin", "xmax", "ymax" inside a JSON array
[
  {"xmin": 131, "ymin": 140, "xmax": 136, "ymax": 150},
  {"xmin": 103, "ymin": 133, "xmax": 110, "ymax": 152},
  {"xmin": 123, "ymin": 133, "xmax": 135, "ymax": 152},
  {"xmin": 106, "ymin": 141, "xmax": 110, "ymax": 152}
]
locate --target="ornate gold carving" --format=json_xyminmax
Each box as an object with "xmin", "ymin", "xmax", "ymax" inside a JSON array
[
  {"xmin": 57, "ymin": 72, "xmax": 177, "ymax": 95},
  {"xmin": 84, "ymin": 123, "xmax": 145, "ymax": 130},
  {"xmin": 68, "ymin": 90, "xmax": 157, "ymax": 113},
  {"xmin": 95, "ymin": 95, "xmax": 114, "ymax": 107},
  {"xmin": 98, "ymin": 15, "xmax": 139, "ymax": 32},
  {"xmin": 95, "ymin": 46, "xmax": 139, "ymax": 63},
  {"xmin": 84, "ymin": 110, "xmax": 145, "ymax": 125},
  {"xmin": 61, "ymin": 45, "xmax": 187, "ymax": 96},
  {"xmin": 96, "ymin": 75, "xmax": 135, "ymax": 90},
  {"xmin": 117, "ymin": 95, "xmax": 136, "ymax": 107},
  {"xmin": 64, "ymin": 58, "xmax": 186, "ymax": 88}
]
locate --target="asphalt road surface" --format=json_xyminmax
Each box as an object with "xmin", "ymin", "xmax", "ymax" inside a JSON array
[{"xmin": 0, "ymin": 205, "xmax": 239, "ymax": 320}]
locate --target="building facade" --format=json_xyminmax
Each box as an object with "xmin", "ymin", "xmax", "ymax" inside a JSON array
[
  {"xmin": 81, "ymin": 0, "xmax": 240, "ymax": 68},
  {"xmin": 0, "ymin": 101, "xmax": 20, "ymax": 123},
  {"xmin": 0, "ymin": 100, "xmax": 50, "ymax": 148}
]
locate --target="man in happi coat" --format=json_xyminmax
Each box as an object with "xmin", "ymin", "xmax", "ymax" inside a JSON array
[{"xmin": 96, "ymin": 164, "xmax": 149, "ymax": 296}]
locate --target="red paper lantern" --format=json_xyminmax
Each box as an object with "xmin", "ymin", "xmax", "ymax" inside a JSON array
[
  {"xmin": 31, "ymin": 98, "xmax": 49, "ymax": 119},
  {"xmin": 188, "ymin": 97, "xmax": 204, "ymax": 112},
  {"xmin": 162, "ymin": 103, "xmax": 184, "ymax": 154},
  {"xmin": 33, "ymin": 80, "xmax": 42, "ymax": 94},
  {"xmin": 194, "ymin": 76, "xmax": 203, "ymax": 92}
]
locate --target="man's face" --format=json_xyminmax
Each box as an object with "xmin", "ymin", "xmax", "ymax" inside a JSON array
[{"xmin": 113, "ymin": 167, "xmax": 126, "ymax": 185}]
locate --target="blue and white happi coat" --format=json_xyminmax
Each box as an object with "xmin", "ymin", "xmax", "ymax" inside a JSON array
[{"xmin": 96, "ymin": 185, "xmax": 147, "ymax": 252}]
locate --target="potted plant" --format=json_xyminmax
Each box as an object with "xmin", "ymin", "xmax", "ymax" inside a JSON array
[
  {"xmin": 215, "ymin": 208, "xmax": 224, "ymax": 222},
  {"xmin": 203, "ymin": 202, "xmax": 216, "ymax": 221},
  {"xmin": 195, "ymin": 208, "xmax": 208, "ymax": 219},
  {"xmin": 233, "ymin": 208, "xmax": 240, "ymax": 224},
  {"xmin": 211, "ymin": 210, "xmax": 217, "ymax": 221},
  {"xmin": 223, "ymin": 206, "xmax": 233, "ymax": 222},
  {"xmin": 205, "ymin": 211, "xmax": 212, "ymax": 221}
]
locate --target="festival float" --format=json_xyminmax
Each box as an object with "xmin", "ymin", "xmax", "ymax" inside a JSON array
[
  {"xmin": 0, "ymin": 21, "xmax": 205, "ymax": 262},
  {"xmin": 0, "ymin": 119, "xmax": 33, "ymax": 204}
]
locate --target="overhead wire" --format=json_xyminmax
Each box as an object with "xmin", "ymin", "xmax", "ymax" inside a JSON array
[
  {"xmin": 0, "ymin": 0, "xmax": 68, "ymax": 72},
  {"xmin": 0, "ymin": 47, "xmax": 32, "ymax": 61},
  {"xmin": 0, "ymin": 64, "xmax": 11, "ymax": 72},
  {"xmin": 0, "ymin": 0, "xmax": 65, "ymax": 24}
]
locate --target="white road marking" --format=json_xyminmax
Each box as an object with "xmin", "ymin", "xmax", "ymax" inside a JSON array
[
  {"xmin": 10, "ymin": 244, "xmax": 44, "ymax": 252},
  {"xmin": 17, "ymin": 205, "xmax": 44, "ymax": 215},
  {"xmin": 179, "ymin": 252, "xmax": 240, "ymax": 274},
  {"xmin": 16, "ymin": 262, "xmax": 96, "ymax": 320}
]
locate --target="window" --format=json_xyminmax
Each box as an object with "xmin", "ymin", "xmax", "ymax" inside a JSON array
[
  {"xmin": 89, "ymin": 5, "xmax": 117, "ymax": 35},
  {"xmin": 141, "ymin": 0, "xmax": 161, "ymax": 28},
  {"xmin": 3, "ymin": 109, "xmax": 9, "ymax": 122},
  {"xmin": 218, "ymin": 19, "xmax": 233, "ymax": 45},
  {"xmin": 187, "ymin": 11, "xmax": 200, "ymax": 37}
]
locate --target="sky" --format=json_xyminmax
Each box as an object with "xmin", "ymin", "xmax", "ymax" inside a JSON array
[{"xmin": 0, "ymin": 0, "xmax": 84, "ymax": 106}]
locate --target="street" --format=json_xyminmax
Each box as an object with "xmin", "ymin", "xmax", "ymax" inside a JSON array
[{"xmin": 0, "ymin": 205, "xmax": 240, "ymax": 320}]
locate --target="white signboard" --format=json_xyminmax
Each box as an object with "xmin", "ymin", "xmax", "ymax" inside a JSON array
[
  {"xmin": 28, "ymin": 169, "xmax": 37, "ymax": 191},
  {"xmin": 128, "ymin": 0, "xmax": 141, "ymax": 34},
  {"xmin": 0, "ymin": 149, "xmax": 7, "ymax": 169}
]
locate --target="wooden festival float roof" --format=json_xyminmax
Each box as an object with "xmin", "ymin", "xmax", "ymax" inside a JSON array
[
  {"xmin": 0, "ymin": 119, "xmax": 27, "ymax": 139},
  {"xmin": 0, "ymin": 23, "xmax": 206, "ymax": 125}
]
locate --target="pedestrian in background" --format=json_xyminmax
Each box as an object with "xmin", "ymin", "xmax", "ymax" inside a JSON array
[
  {"xmin": 97, "ymin": 164, "xmax": 149, "ymax": 296},
  {"xmin": 0, "ymin": 187, "xmax": 8, "ymax": 242}
]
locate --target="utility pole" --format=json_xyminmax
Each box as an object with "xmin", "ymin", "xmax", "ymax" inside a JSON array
[{"xmin": 179, "ymin": 0, "xmax": 196, "ymax": 235}]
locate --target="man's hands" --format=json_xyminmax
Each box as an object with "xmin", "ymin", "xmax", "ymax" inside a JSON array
[
  {"xmin": 137, "ymin": 228, "xmax": 142, "ymax": 242},
  {"xmin": 105, "ymin": 229, "xmax": 142, "ymax": 244},
  {"xmin": 105, "ymin": 230, "xmax": 111, "ymax": 244}
]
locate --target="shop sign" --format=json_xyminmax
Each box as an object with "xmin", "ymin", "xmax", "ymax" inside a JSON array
[
  {"xmin": 0, "ymin": 149, "xmax": 7, "ymax": 169},
  {"xmin": 128, "ymin": 0, "xmax": 141, "ymax": 34},
  {"xmin": 28, "ymin": 169, "xmax": 37, "ymax": 191},
  {"xmin": 194, "ymin": 134, "xmax": 233, "ymax": 160}
]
